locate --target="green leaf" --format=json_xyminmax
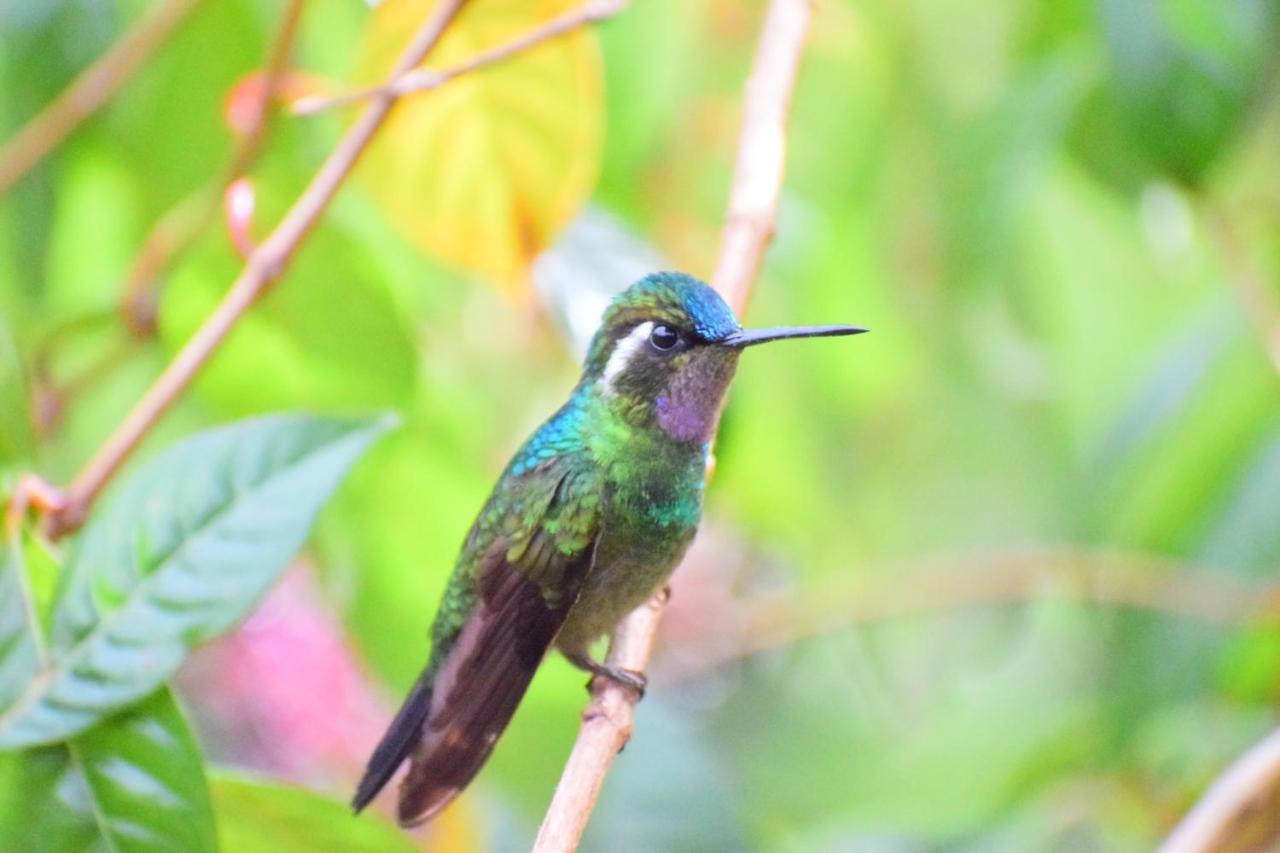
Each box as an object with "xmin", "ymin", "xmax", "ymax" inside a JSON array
[
  {"xmin": 0, "ymin": 540, "xmax": 41, "ymax": 714},
  {"xmin": 0, "ymin": 689, "xmax": 217, "ymax": 853},
  {"xmin": 0, "ymin": 535, "xmax": 215, "ymax": 852},
  {"xmin": 71, "ymin": 689, "xmax": 217, "ymax": 853},
  {"xmin": 0, "ymin": 413, "xmax": 394, "ymax": 748},
  {"xmin": 210, "ymin": 772, "xmax": 415, "ymax": 853},
  {"xmin": 0, "ymin": 746, "xmax": 98, "ymax": 852}
]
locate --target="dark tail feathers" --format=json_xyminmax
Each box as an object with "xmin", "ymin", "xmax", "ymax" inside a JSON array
[{"xmin": 351, "ymin": 675, "xmax": 432, "ymax": 813}]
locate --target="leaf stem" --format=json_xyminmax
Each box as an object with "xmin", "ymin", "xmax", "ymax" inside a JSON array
[
  {"xmin": 5, "ymin": 476, "xmax": 66, "ymax": 541},
  {"xmin": 532, "ymin": 0, "xmax": 817, "ymax": 849}
]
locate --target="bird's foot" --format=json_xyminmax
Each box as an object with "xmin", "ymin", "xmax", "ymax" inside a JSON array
[
  {"xmin": 591, "ymin": 665, "xmax": 647, "ymax": 698},
  {"xmin": 563, "ymin": 652, "xmax": 648, "ymax": 699}
]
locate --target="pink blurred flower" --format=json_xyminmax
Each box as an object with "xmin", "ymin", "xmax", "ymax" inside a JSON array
[{"xmin": 178, "ymin": 562, "xmax": 390, "ymax": 788}]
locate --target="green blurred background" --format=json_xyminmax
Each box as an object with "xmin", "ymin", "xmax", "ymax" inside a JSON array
[{"xmin": 3, "ymin": 0, "xmax": 1280, "ymax": 849}]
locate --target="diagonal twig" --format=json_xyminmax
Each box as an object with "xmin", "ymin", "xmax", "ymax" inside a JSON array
[
  {"xmin": 292, "ymin": 0, "xmax": 626, "ymax": 117},
  {"xmin": 40, "ymin": 0, "xmax": 473, "ymax": 538},
  {"xmin": 532, "ymin": 1, "xmax": 817, "ymax": 849},
  {"xmin": 0, "ymin": 0, "xmax": 202, "ymax": 193}
]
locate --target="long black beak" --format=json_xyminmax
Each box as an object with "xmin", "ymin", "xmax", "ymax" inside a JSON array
[{"xmin": 721, "ymin": 324, "xmax": 868, "ymax": 349}]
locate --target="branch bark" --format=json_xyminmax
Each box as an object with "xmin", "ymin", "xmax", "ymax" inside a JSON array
[
  {"xmin": 292, "ymin": 0, "xmax": 626, "ymax": 116},
  {"xmin": 532, "ymin": 1, "xmax": 816, "ymax": 849},
  {"xmin": 41, "ymin": 0, "xmax": 472, "ymax": 537},
  {"xmin": 0, "ymin": 0, "xmax": 202, "ymax": 193},
  {"xmin": 1161, "ymin": 725, "xmax": 1280, "ymax": 853}
]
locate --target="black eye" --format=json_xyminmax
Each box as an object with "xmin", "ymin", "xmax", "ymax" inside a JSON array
[{"xmin": 649, "ymin": 324, "xmax": 681, "ymax": 351}]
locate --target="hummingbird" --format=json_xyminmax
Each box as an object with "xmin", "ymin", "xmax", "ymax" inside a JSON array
[{"xmin": 352, "ymin": 271, "xmax": 865, "ymax": 825}]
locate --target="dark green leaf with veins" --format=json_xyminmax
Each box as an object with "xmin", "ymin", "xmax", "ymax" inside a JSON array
[
  {"xmin": 0, "ymin": 538, "xmax": 216, "ymax": 852},
  {"xmin": 0, "ymin": 689, "xmax": 217, "ymax": 853}
]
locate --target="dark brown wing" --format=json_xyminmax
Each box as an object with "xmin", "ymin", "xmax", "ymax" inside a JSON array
[
  {"xmin": 394, "ymin": 541, "xmax": 592, "ymax": 825},
  {"xmin": 390, "ymin": 466, "xmax": 601, "ymax": 826}
]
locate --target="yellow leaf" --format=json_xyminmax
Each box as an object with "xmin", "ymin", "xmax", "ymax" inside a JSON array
[{"xmin": 355, "ymin": 0, "xmax": 604, "ymax": 297}]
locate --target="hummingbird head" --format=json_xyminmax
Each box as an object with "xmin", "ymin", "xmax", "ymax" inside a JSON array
[{"xmin": 581, "ymin": 272, "xmax": 866, "ymax": 444}]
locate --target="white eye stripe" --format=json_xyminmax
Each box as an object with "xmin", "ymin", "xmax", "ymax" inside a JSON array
[{"xmin": 600, "ymin": 321, "xmax": 653, "ymax": 393}]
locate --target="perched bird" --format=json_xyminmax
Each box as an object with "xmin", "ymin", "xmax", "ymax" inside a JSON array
[{"xmin": 352, "ymin": 271, "xmax": 865, "ymax": 825}]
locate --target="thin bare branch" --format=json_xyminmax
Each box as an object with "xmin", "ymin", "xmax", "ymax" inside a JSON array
[
  {"xmin": 1161, "ymin": 725, "xmax": 1280, "ymax": 853},
  {"xmin": 293, "ymin": 0, "xmax": 626, "ymax": 116},
  {"xmin": 533, "ymin": 1, "xmax": 816, "ymax": 849},
  {"xmin": 530, "ymin": 594, "xmax": 665, "ymax": 853},
  {"xmin": 0, "ymin": 0, "xmax": 201, "ymax": 193},
  {"xmin": 40, "ymin": 0, "xmax": 472, "ymax": 537}
]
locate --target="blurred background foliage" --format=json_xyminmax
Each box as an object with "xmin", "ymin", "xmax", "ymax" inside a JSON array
[{"xmin": 2, "ymin": 0, "xmax": 1280, "ymax": 849}]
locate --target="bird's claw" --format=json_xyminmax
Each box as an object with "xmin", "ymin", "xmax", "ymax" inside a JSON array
[
  {"xmin": 591, "ymin": 666, "xmax": 647, "ymax": 699},
  {"xmin": 565, "ymin": 651, "xmax": 648, "ymax": 699}
]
